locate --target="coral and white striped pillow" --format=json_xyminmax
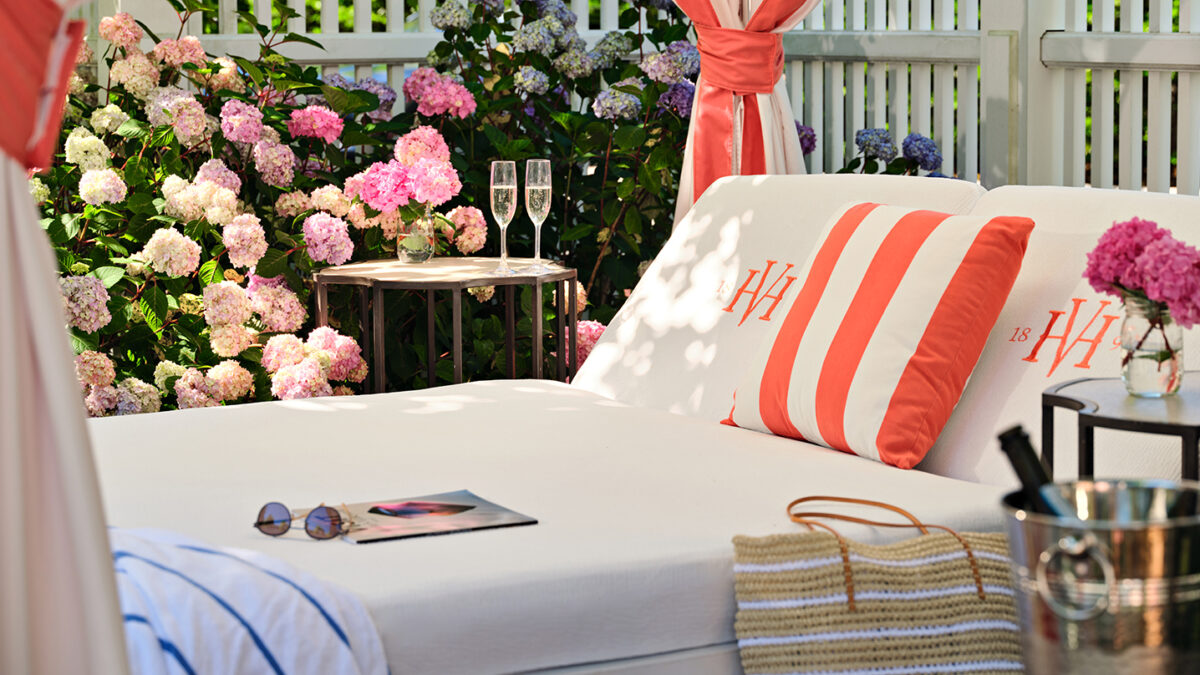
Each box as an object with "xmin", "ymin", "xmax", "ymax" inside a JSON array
[{"xmin": 728, "ymin": 202, "xmax": 1034, "ymax": 469}]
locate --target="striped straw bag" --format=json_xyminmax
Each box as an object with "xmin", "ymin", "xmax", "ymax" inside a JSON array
[{"xmin": 733, "ymin": 496, "xmax": 1022, "ymax": 675}]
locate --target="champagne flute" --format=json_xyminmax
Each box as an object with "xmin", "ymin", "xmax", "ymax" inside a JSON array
[
  {"xmin": 524, "ymin": 159, "xmax": 552, "ymax": 273},
  {"xmin": 490, "ymin": 160, "xmax": 517, "ymax": 274}
]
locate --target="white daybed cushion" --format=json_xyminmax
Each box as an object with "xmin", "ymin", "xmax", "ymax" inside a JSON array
[
  {"xmin": 573, "ymin": 174, "xmax": 986, "ymax": 422},
  {"xmin": 90, "ymin": 381, "xmax": 1007, "ymax": 675},
  {"xmin": 921, "ymin": 185, "xmax": 1200, "ymax": 484}
]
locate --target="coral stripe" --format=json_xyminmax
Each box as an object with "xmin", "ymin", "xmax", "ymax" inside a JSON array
[
  {"xmin": 876, "ymin": 216, "xmax": 1034, "ymax": 466},
  {"xmin": 815, "ymin": 210, "xmax": 951, "ymax": 453},
  {"xmin": 757, "ymin": 203, "xmax": 881, "ymax": 439}
]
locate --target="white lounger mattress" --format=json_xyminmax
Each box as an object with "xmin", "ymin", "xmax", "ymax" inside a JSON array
[{"xmin": 90, "ymin": 380, "xmax": 1009, "ymax": 675}]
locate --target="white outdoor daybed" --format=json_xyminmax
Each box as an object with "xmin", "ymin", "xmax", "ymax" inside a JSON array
[{"xmin": 90, "ymin": 174, "xmax": 1200, "ymax": 674}]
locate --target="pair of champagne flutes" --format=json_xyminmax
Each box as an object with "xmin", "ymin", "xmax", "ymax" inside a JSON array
[{"xmin": 490, "ymin": 159, "xmax": 551, "ymax": 274}]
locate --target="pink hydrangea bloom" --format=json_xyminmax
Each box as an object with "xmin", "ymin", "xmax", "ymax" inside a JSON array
[
  {"xmin": 251, "ymin": 284, "xmax": 306, "ymax": 333},
  {"xmin": 203, "ymin": 57, "xmax": 245, "ymax": 94},
  {"xmin": 303, "ymin": 213, "xmax": 354, "ymax": 265},
  {"xmin": 1084, "ymin": 217, "xmax": 1169, "ymax": 296},
  {"xmin": 195, "ymin": 158, "xmax": 241, "ymax": 194},
  {"xmin": 468, "ymin": 286, "xmax": 494, "ymax": 302},
  {"xmin": 310, "ymin": 185, "xmax": 353, "ymax": 217},
  {"xmin": 209, "ymin": 324, "xmax": 255, "ymax": 357},
  {"xmin": 253, "ymin": 140, "xmax": 295, "ymax": 188},
  {"xmin": 75, "ymin": 351, "xmax": 116, "ymax": 388},
  {"xmin": 79, "ymin": 168, "xmax": 127, "ymax": 205},
  {"xmin": 223, "ymin": 214, "xmax": 268, "ymax": 269},
  {"xmin": 1136, "ymin": 237, "xmax": 1200, "ymax": 329},
  {"xmin": 408, "ymin": 158, "xmax": 461, "ymax": 207},
  {"xmin": 270, "ymin": 357, "xmax": 333, "ymax": 400},
  {"xmin": 76, "ymin": 41, "xmax": 94, "ymax": 66},
  {"xmin": 220, "ymin": 100, "xmax": 264, "ymax": 144},
  {"xmin": 394, "ymin": 125, "xmax": 451, "ymax": 165},
  {"xmin": 357, "ymin": 160, "xmax": 412, "ymax": 212},
  {"xmin": 207, "ymin": 360, "xmax": 254, "ymax": 401},
  {"xmin": 85, "ymin": 384, "xmax": 120, "ymax": 417},
  {"xmin": 262, "ymin": 334, "xmax": 306, "ymax": 373},
  {"xmin": 61, "ymin": 276, "xmax": 112, "ymax": 333},
  {"xmin": 175, "ymin": 368, "xmax": 219, "ymax": 409},
  {"xmin": 287, "ymin": 105, "xmax": 344, "ymax": 144},
  {"xmin": 371, "ymin": 209, "xmax": 403, "ymax": 240},
  {"xmin": 416, "ymin": 80, "xmax": 477, "ymax": 118},
  {"xmin": 346, "ymin": 203, "xmax": 369, "ymax": 230},
  {"xmin": 99, "ymin": 13, "xmax": 143, "ymax": 50},
  {"xmin": 109, "ymin": 51, "xmax": 159, "ymax": 99},
  {"xmin": 168, "ymin": 97, "xmax": 210, "ymax": 146},
  {"xmin": 202, "ymin": 281, "xmax": 252, "ymax": 327},
  {"xmin": 246, "ymin": 273, "xmax": 287, "ymax": 295},
  {"xmin": 275, "ymin": 191, "xmax": 312, "ymax": 218},
  {"xmin": 575, "ymin": 320, "xmax": 606, "ymax": 367},
  {"xmin": 402, "ymin": 67, "xmax": 443, "ymax": 102},
  {"xmin": 153, "ymin": 36, "xmax": 207, "ymax": 68},
  {"xmin": 307, "ymin": 327, "xmax": 367, "ymax": 382},
  {"xmin": 143, "ymin": 228, "xmax": 201, "ymax": 277},
  {"xmin": 115, "ymin": 377, "xmax": 161, "ymax": 415},
  {"xmin": 331, "ymin": 385, "xmax": 355, "ymax": 396},
  {"xmin": 447, "ymin": 205, "xmax": 487, "ymax": 254}
]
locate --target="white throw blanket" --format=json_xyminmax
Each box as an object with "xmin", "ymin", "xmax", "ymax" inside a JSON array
[{"xmin": 111, "ymin": 529, "xmax": 388, "ymax": 675}]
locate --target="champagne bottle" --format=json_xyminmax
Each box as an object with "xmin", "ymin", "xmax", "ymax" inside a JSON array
[{"xmin": 998, "ymin": 425, "xmax": 1076, "ymax": 518}]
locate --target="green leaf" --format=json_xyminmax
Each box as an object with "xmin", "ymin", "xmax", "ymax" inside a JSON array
[
  {"xmin": 116, "ymin": 119, "xmax": 150, "ymax": 139},
  {"xmin": 561, "ymin": 224, "xmax": 591, "ymax": 241},
  {"xmin": 61, "ymin": 213, "xmax": 81, "ymax": 239},
  {"xmin": 69, "ymin": 330, "xmax": 99, "ymax": 355},
  {"xmin": 199, "ymin": 259, "xmax": 224, "ymax": 286},
  {"xmin": 139, "ymin": 285, "xmax": 169, "ymax": 337},
  {"xmin": 318, "ymin": 86, "xmax": 379, "ymax": 115},
  {"xmin": 91, "ymin": 266, "xmax": 126, "ymax": 289},
  {"xmin": 255, "ymin": 248, "xmax": 290, "ymax": 278},
  {"xmin": 616, "ymin": 177, "xmax": 635, "ymax": 200},
  {"xmin": 624, "ymin": 209, "xmax": 643, "ymax": 236},
  {"xmin": 282, "ymin": 32, "xmax": 325, "ymax": 50},
  {"xmin": 614, "ymin": 125, "xmax": 646, "ymax": 151},
  {"xmin": 233, "ymin": 57, "xmax": 265, "ymax": 88},
  {"xmin": 134, "ymin": 20, "xmax": 164, "ymax": 43}
]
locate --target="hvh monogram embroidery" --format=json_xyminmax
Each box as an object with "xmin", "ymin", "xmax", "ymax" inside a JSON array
[
  {"xmin": 721, "ymin": 260, "xmax": 798, "ymax": 326},
  {"xmin": 1021, "ymin": 298, "xmax": 1120, "ymax": 376}
]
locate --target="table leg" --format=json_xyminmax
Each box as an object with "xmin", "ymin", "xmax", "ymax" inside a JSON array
[
  {"xmin": 452, "ymin": 289, "xmax": 463, "ymax": 384},
  {"xmin": 555, "ymin": 280, "xmax": 566, "ymax": 381},
  {"xmin": 532, "ymin": 282, "xmax": 543, "ymax": 379},
  {"xmin": 1079, "ymin": 419, "xmax": 1095, "ymax": 478},
  {"xmin": 1041, "ymin": 402, "xmax": 1056, "ymax": 479},
  {"xmin": 568, "ymin": 277, "xmax": 578, "ymax": 380},
  {"xmin": 426, "ymin": 289, "xmax": 436, "ymax": 388},
  {"xmin": 359, "ymin": 287, "xmax": 371, "ymax": 394},
  {"xmin": 373, "ymin": 286, "xmax": 385, "ymax": 394},
  {"xmin": 505, "ymin": 286, "xmax": 516, "ymax": 379},
  {"xmin": 1183, "ymin": 431, "xmax": 1199, "ymax": 482},
  {"xmin": 315, "ymin": 281, "xmax": 329, "ymax": 327}
]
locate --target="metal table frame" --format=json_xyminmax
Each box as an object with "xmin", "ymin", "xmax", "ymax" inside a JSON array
[
  {"xmin": 1041, "ymin": 373, "xmax": 1200, "ymax": 481},
  {"xmin": 313, "ymin": 257, "xmax": 579, "ymax": 392}
]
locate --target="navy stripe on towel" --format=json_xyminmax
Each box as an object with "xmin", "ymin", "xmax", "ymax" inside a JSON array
[
  {"xmin": 123, "ymin": 614, "xmax": 197, "ymax": 675},
  {"xmin": 113, "ymin": 551, "xmax": 285, "ymax": 675},
  {"xmin": 176, "ymin": 544, "xmax": 350, "ymax": 648}
]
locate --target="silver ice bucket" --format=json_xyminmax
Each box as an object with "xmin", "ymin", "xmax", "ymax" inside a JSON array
[{"xmin": 1003, "ymin": 480, "xmax": 1200, "ymax": 673}]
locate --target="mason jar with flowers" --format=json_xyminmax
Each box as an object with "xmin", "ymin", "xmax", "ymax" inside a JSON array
[{"xmin": 1084, "ymin": 217, "xmax": 1200, "ymax": 397}]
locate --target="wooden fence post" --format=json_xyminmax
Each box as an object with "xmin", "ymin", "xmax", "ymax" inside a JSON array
[{"xmin": 979, "ymin": 0, "xmax": 1064, "ymax": 188}]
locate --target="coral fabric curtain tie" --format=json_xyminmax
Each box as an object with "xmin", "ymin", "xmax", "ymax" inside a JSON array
[
  {"xmin": 0, "ymin": 0, "xmax": 84, "ymax": 169},
  {"xmin": 691, "ymin": 24, "xmax": 784, "ymax": 203}
]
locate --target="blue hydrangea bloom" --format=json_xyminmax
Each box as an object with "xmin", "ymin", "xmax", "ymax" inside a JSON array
[
  {"xmin": 590, "ymin": 31, "xmax": 634, "ymax": 70},
  {"xmin": 855, "ymin": 128, "xmax": 897, "ymax": 162},
  {"xmin": 515, "ymin": 66, "xmax": 551, "ymax": 96},
  {"xmin": 795, "ymin": 122, "xmax": 816, "ymax": 156},
  {"xmin": 901, "ymin": 133, "xmax": 943, "ymax": 171},
  {"xmin": 593, "ymin": 78, "xmax": 642, "ymax": 121},
  {"xmin": 657, "ymin": 80, "xmax": 695, "ymax": 117},
  {"xmin": 639, "ymin": 40, "xmax": 700, "ymax": 84},
  {"xmin": 431, "ymin": 0, "xmax": 471, "ymax": 29},
  {"xmin": 535, "ymin": 0, "xmax": 577, "ymax": 28},
  {"xmin": 512, "ymin": 17, "xmax": 564, "ymax": 56},
  {"xmin": 553, "ymin": 48, "xmax": 595, "ymax": 79}
]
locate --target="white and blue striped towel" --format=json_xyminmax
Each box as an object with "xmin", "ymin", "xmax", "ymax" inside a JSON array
[{"xmin": 111, "ymin": 528, "xmax": 388, "ymax": 675}]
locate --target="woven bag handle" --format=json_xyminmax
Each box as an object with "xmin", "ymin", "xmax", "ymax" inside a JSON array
[{"xmin": 785, "ymin": 495, "xmax": 986, "ymax": 611}]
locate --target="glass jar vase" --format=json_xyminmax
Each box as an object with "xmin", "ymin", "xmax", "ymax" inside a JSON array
[
  {"xmin": 397, "ymin": 209, "xmax": 434, "ymax": 263},
  {"xmin": 1120, "ymin": 294, "xmax": 1183, "ymax": 397}
]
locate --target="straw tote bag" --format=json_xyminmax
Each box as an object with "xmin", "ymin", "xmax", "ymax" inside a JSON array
[{"xmin": 732, "ymin": 496, "xmax": 1022, "ymax": 675}]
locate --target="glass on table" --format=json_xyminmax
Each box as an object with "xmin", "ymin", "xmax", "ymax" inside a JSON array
[
  {"xmin": 522, "ymin": 159, "xmax": 552, "ymax": 273},
  {"xmin": 490, "ymin": 160, "xmax": 518, "ymax": 275}
]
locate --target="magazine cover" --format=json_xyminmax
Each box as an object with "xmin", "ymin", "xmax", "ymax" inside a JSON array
[{"xmin": 330, "ymin": 489, "xmax": 536, "ymax": 544}]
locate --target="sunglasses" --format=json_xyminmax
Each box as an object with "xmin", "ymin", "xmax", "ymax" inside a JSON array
[{"xmin": 254, "ymin": 501, "xmax": 354, "ymax": 540}]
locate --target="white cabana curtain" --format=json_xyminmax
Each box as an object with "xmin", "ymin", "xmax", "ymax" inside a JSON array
[
  {"xmin": 673, "ymin": 0, "xmax": 823, "ymax": 223},
  {"xmin": 1, "ymin": 1, "xmax": 130, "ymax": 673}
]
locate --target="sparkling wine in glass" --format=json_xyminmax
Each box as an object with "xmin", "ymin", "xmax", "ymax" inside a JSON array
[
  {"xmin": 490, "ymin": 160, "xmax": 517, "ymax": 274},
  {"xmin": 524, "ymin": 159, "xmax": 552, "ymax": 273}
]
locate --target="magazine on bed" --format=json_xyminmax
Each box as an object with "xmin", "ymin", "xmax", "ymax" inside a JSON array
[{"xmin": 332, "ymin": 489, "xmax": 537, "ymax": 544}]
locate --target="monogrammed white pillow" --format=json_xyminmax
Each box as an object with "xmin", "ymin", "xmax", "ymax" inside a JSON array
[{"xmin": 571, "ymin": 174, "xmax": 987, "ymax": 421}]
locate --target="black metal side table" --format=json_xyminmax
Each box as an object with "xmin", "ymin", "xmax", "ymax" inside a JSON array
[
  {"xmin": 313, "ymin": 257, "xmax": 578, "ymax": 393},
  {"xmin": 1041, "ymin": 373, "xmax": 1200, "ymax": 481}
]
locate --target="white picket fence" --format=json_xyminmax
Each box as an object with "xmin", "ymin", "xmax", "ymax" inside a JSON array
[{"xmin": 78, "ymin": 0, "xmax": 1199, "ymax": 194}]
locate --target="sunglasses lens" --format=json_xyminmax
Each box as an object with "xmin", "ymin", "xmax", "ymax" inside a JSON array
[
  {"xmin": 305, "ymin": 506, "xmax": 342, "ymax": 540},
  {"xmin": 255, "ymin": 502, "xmax": 291, "ymax": 536}
]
